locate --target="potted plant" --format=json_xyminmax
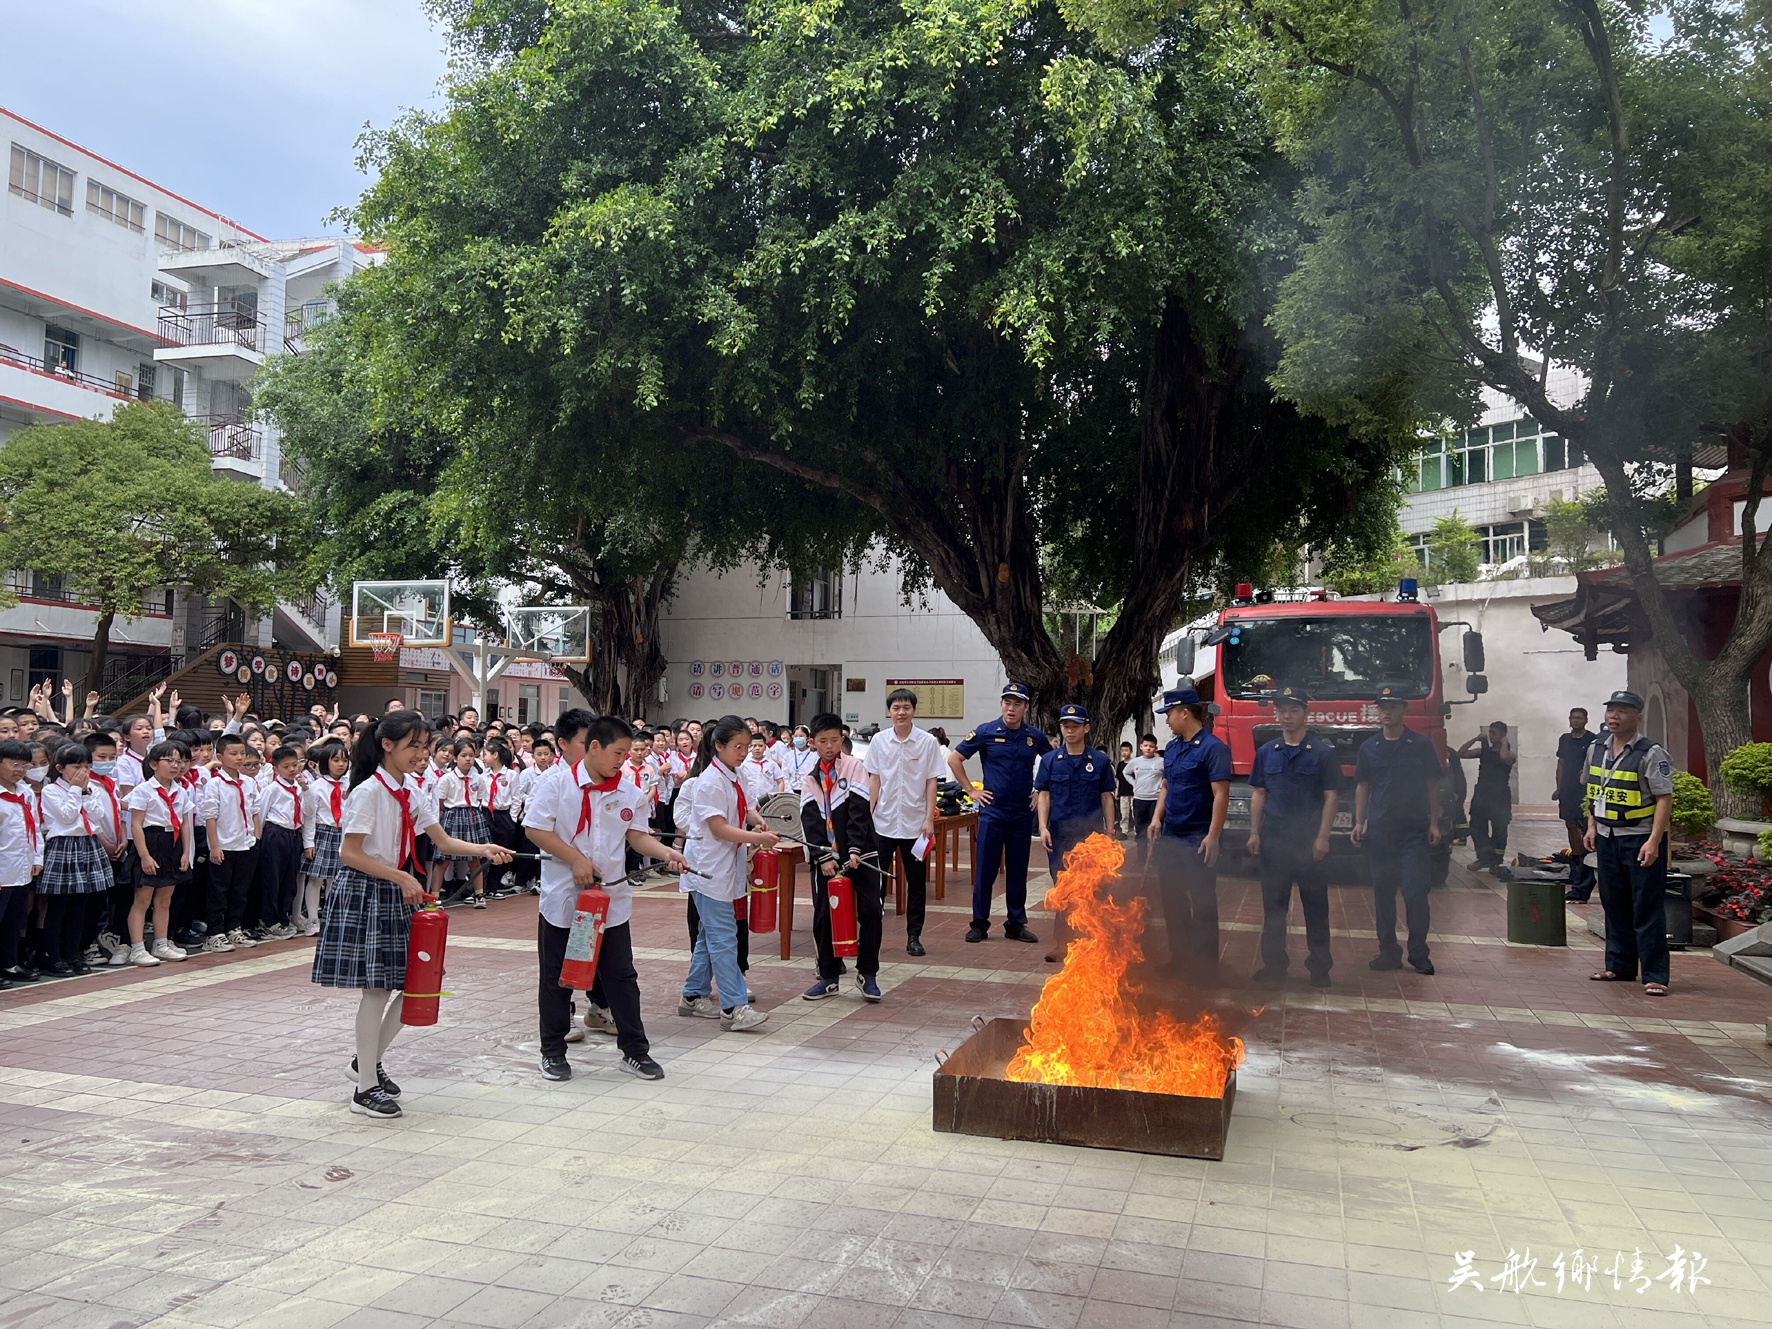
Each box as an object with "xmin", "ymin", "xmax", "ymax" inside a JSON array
[
  {"xmin": 1716, "ymin": 745, "xmax": 1772, "ymax": 857},
  {"xmin": 1671, "ymin": 772, "xmax": 1715, "ymax": 846}
]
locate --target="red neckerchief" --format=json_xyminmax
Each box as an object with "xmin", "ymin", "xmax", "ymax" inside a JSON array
[
  {"xmin": 60, "ymin": 779, "xmax": 96, "ymax": 838},
  {"xmin": 152, "ymin": 780, "xmax": 184, "ymax": 840},
  {"xmin": 90, "ymin": 774, "xmax": 124, "ymax": 843},
  {"xmin": 276, "ymin": 778, "xmax": 302, "ymax": 828},
  {"xmin": 713, "ymin": 757, "xmax": 747, "ymax": 829},
  {"xmin": 0, "ymin": 789, "xmax": 37, "ymax": 850},
  {"xmin": 575, "ymin": 761, "xmax": 622, "ymax": 836},
  {"xmin": 818, "ymin": 760, "xmax": 837, "ymax": 840},
  {"xmin": 180, "ymin": 769, "xmax": 202, "ymax": 789},
  {"xmin": 487, "ymin": 771, "xmax": 502, "ymax": 808},
  {"xmin": 374, "ymin": 770, "xmax": 418, "ymax": 874},
  {"xmin": 459, "ymin": 769, "xmax": 478, "ymax": 808},
  {"xmin": 322, "ymin": 775, "xmax": 343, "ymax": 822},
  {"xmin": 219, "ymin": 773, "xmax": 248, "ymax": 832}
]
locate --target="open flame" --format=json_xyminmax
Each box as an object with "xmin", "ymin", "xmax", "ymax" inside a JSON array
[{"xmin": 1006, "ymin": 833, "xmax": 1243, "ymax": 1098}]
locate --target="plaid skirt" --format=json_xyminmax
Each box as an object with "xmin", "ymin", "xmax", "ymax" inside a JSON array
[
  {"xmin": 440, "ymin": 806, "xmax": 490, "ymax": 860},
  {"xmin": 38, "ymin": 835, "xmax": 113, "ymax": 896},
  {"xmin": 308, "ymin": 824, "xmax": 343, "ymax": 882},
  {"xmin": 311, "ymin": 866, "xmax": 414, "ymax": 990}
]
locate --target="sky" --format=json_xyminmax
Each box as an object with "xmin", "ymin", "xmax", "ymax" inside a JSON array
[{"xmin": 3, "ymin": 0, "xmax": 450, "ymax": 238}]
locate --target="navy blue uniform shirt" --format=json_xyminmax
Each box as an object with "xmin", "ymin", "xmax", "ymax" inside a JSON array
[
  {"xmin": 1248, "ymin": 734, "xmax": 1342, "ymax": 822},
  {"xmin": 1035, "ymin": 744, "xmax": 1117, "ymax": 831},
  {"xmin": 1161, "ymin": 729, "xmax": 1233, "ymax": 841},
  {"xmin": 954, "ymin": 718, "xmax": 1052, "ymax": 821},
  {"xmin": 1355, "ymin": 728, "xmax": 1445, "ymax": 829}
]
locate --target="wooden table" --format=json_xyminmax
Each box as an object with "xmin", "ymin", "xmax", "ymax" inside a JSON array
[
  {"xmin": 775, "ymin": 845, "xmax": 805, "ymax": 959},
  {"xmin": 929, "ymin": 811, "xmax": 977, "ymax": 910}
]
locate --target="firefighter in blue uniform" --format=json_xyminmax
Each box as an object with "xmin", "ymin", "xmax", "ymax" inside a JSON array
[
  {"xmin": 1035, "ymin": 703, "xmax": 1118, "ymax": 873},
  {"xmin": 1352, "ymin": 682, "xmax": 1444, "ymax": 975},
  {"xmin": 1245, "ymin": 685, "xmax": 1340, "ymax": 988},
  {"xmin": 1146, "ymin": 686, "xmax": 1231, "ymax": 979},
  {"xmin": 950, "ymin": 682, "xmax": 1053, "ymax": 943}
]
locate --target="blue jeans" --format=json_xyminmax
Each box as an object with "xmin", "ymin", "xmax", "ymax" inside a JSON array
[
  {"xmin": 1596, "ymin": 832, "xmax": 1669, "ymax": 985},
  {"xmin": 682, "ymin": 892, "xmax": 748, "ymax": 1010},
  {"xmin": 973, "ymin": 812, "xmax": 1033, "ymax": 930},
  {"xmin": 1365, "ymin": 819, "xmax": 1431, "ymax": 965}
]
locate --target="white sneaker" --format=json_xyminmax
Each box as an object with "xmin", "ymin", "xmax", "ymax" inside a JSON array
[
  {"xmin": 227, "ymin": 929, "xmax": 259, "ymax": 948},
  {"xmin": 202, "ymin": 935, "xmax": 235, "ymax": 954},
  {"xmin": 128, "ymin": 944, "xmax": 160, "ymax": 967},
  {"xmin": 150, "ymin": 940, "xmax": 185, "ymax": 962},
  {"xmin": 97, "ymin": 931, "xmax": 123, "ymax": 958},
  {"xmin": 108, "ymin": 945, "xmax": 132, "ymax": 967},
  {"xmin": 720, "ymin": 1004, "xmax": 769, "ymax": 1033},
  {"xmin": 303, "ymin": 925, "xmax": 320, "ymax": 938},
  {"xmin": 268, "ymin": 923, "xmax": 297, "ymax": 940},
  {"xmin": 677, "ymin": 995, "xmax": 721, "ymax": 1019}
]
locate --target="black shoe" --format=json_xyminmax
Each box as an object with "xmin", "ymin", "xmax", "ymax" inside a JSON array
[
  {"xmin": 906, "ymin": 938, "xmax": 926, "ymax": 957},
  {"xmin": 1368, "ymin": 955, "xmax": 1403, "ymax": 971},
  {"xmin": 1308, "ymin": 972, "xmax": 1331, "ymax": 988},
  {"xmin": 539, "ymin": 1055, "xmax": 572, "ymax": 1081},
  {"xmin": 619, "ymin": 1054, "xmax": 665, "ymax": 1081},
  {"xmin": 1564, "ymin": 891, "xmax": 1592, "ymax": 903},
  {"xmin": 965, "ymin": 923, "xmax": 988, "ymax": 943},
  {"xmin": 46, "ymin": 961, "xmax": 74, "ymax": 976},
  {"xmin": 1004, "ymin": 927, "xmax": 1039, "ymax": 944},
  {"xmin": 350, "ymin": 1057, "xmax": 401, "ymax": 1097},
  {"xmin": 1411, "ymin": 959, "xmax": 1435, "ymax": 976},
  {"xmin": 1251, "ymin": 968, "xmax": 1286, "ymax": 985},
  {"xmin": 0, "ymin": 966, "xmax": 34, "ymax": 983},
  {"xmin": 350, "ymin": 1086, "xmax": 402, "ymax": 1119},
  {"xmin": 0, "ymin": 976, "xmax": 9, "ymax": 990}
]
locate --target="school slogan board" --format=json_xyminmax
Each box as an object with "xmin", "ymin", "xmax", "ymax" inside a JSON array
[{"xmin": 887, "ymin": 678, "xmax": 965, "ymax": 718}]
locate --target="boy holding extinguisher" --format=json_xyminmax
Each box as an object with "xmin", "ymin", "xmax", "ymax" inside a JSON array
[
  {"xmin": 799, "ymin": 712, "xmax": 884, "ymax": 1003},
  {"xmin": 523, "ymin": 711, "xmax": 685, "ymax": 1083}
]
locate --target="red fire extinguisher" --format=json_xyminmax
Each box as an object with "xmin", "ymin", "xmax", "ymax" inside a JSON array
[
  {"xmin": 558, "ymin": 885, "xmax": 611, "ymax": 990},
  {"xmin": 401, "ymin": 901, "xmax": 450, "ymax": 1026},
  {"xmin": 827, "ymin": 875, "xmax": 858, "ymax": 957},
  {"xmin": 748, "ymin": 848, "xmax": 780, "ymax": 935}
]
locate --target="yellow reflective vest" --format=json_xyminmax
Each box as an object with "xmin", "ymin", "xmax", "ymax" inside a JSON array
[{"xmin": 1586, "ymin": 736, "xmax": 1661, "ymax": 827}]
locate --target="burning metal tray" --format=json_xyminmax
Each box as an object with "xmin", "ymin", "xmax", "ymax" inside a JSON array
[{"xmin": 933, "ymin": 1018, "xmax": 1236, "ymax": 1160}]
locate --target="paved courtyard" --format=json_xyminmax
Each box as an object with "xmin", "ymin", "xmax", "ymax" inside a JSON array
[{"xmin": 2, "ymin": 810, "xmax": 1770, "ymax": 1329}]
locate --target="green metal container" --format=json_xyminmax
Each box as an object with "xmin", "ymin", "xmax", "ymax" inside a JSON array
[{"xmin": 1507, "ymin": 879, "xmax": 1568, "ymax": 946}]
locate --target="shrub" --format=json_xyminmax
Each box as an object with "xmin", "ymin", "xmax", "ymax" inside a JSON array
[
  {"xmin": 1672, "ymin": 772, "xmax": 1715, "ymax": 835},
  {"xmin": 1720, "ymin": 743, "xmax": 1772, "ymax": 798}
]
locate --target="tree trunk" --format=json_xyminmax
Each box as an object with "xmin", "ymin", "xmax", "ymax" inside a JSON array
[
  {"xmin": 562, "ymin": 560, "xmax": 679, "ymax": 719},
  {"xmin": 85, "ymin": 609, "xmax": 115, "ymax": 704},
  {"xmin": 1691, "ymin": 663, "xmax": 1756, "ymax": 820}
]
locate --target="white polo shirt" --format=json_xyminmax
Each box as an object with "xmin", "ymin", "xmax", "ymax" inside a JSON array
[
  {"xmin": 683, "ymin": 760, "xmax": 747, "ymax": 902},
  {"xmin": 864, "ymin": 724, "xmax": 945, "ymax": 839},
  {"xmin": 341, "ymin": 771, "xmax": 438, "ymax": 870},
  {"xmin": 523, "ymin": 760, "xmax": 651, "ymax": 929}
]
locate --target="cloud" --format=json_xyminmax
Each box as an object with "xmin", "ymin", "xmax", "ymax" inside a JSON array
[{"xmin": 4, "ymin": 0, "xmax": 450, "ymax": 236}]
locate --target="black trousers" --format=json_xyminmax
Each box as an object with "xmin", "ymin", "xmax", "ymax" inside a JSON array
[
  {"xmin": 1469, "ymin": 788, "xmax": 1511, "ymax": 865},
  {"xmin": 538, "ymin": 915, "xmax": 648, "ymax": 1059},
  {"xmin": 1597, "ymin": 832, "xmax": 1669, "ymax": 985},
  {"xmin": 685, "ymin": 892, "xmax": 749, "ymax": 972},
  {"xmin": 1366, "ymin": 819, "xmax": 1431, "ymax": 966},
  {"xmin": 43, "ymin": 894, "xmax": 99, "ymax": 967},
  {"xmin": 1131, "ymin": 800, "xmax": 1158, "ymax": 866},
  {"xmin": 1257, "ymin": 821, "xmax": 1332, "ymax": 977},
  {"xmin": 811, "ymin": 863, "xmax": 883, "ymax": 979},
  {"xmin": 258, "ymin": 824, "xmax": 304, "ymax": 926},
  {"xmin": 206, "ymin": 844, "xmax": 260, "ymax": 933},
  {"xmin": 0, "ymin": 884, "xmax": 29, "ymax": 967},
  {"xmin": 876, "ymin": 836, "xmax": 928, "ymax": 939},
  {"xmin": 1152, "ymin": 832, "xmax": 1220, "ymax": 979}
]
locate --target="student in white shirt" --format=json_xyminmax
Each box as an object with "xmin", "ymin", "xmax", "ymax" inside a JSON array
[
  {"xmin": 679, "ymin": 717, "xmax": 779, "ymax": 1033},
  {"xmin": 116, "ymin": 714, "xmax": 155, "ymax": 793},
  {"xmin": 511, "ymin": 737, "xmax": 554, "ymax": 894},
  {"xmin": 1126, "ymin": 733, "xmax": 1166, "ymax": 865},
  {"xmin": 311, "ymin": 710, "xmax": 510, "ymax": 1120},
  {"xmin": 483, "ymin": 740, "xmax": 520, "ymax": 894},
  {"xmin": 125, "ymin": 741, "xmax": 194, "ymax": 966},
  {"xmin": 37, "ymin": 743, "xmax": 116, "ymax": 974},
  {"xmin": 779, "ymin": 725, "xmax": 818, "ymax": 788},
  {"xmin": 523, "ymin": 711, "xmax": 684, "ymax": 1081},
  {"xmin": 435, "ymin": 738, "xmax": 493, "ymax": 908},
  {"xmin": 200, "ymin": 735, "xmax": 262, "ymax": 954},
  {"xmin": 258, "ymin": 745, "xmax": 308, "ymax": 938},
  {"xmin": 85, "ymin": 730, "xmax": 135, "ymax": 967},
  {"xmin": 739, "ymin": 733, "xmax": 782, "ymax": 806},
  {"xmin": 300, "ymin": 739, "xmax": 350, "ymax": 937},
  {"xmin": 0, "ymin": 738, "xmax": 44, "ymax": 988},
  {"xmin": 865, "ymin": 687, "xmax": 946, "ymax": 956}
]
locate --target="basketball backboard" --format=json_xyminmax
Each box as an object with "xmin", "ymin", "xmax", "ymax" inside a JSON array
[
  {"xmin": 350, "ymin": 580, "xmax": 450, "ymax": 648},
  {"xmin": 505, "ymin": 605, "xmax": 590, "ymax": 663}
]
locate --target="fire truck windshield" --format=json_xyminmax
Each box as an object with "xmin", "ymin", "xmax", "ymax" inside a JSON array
[{"xmin": 1220, "ymin": 616, "xmax": 1435, "ymax": 701}]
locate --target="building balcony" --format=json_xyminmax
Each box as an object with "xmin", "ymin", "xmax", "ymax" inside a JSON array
[
  {"xmin": 191, "ymin": 414, "xmax": 266, "ymax": 481},
  {"xmin": 153, "ymin": 303, "xmax": 266, "ymax": 381},
  {"xmin": 0, "ymin": 340, "xmax": 130, "ymax": 423},
  {"xmin": 157, "ymin": 243, "xmax": 276, "ymax": 289}
]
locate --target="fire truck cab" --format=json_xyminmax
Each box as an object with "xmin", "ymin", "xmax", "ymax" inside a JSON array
[{"xmin": 1173, "ymin": 580, "xmax": 1486, "ymax": 885}]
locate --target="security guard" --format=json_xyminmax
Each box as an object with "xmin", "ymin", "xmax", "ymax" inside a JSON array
[
  {"xmin": 1035, "ymin": 703, "xmax": 1118, "ymax": 873},
  {"xmin": 1246, "ymin": 685, "xmax": 1340, "ymax": 987},
  {"xmin": 1584, "ymin": 690, "xmax": 1676, "ymax": 996},
  {"xmin": 1146, "ymin": 686, "xmax": 1231, "ymax": 979},
  {"xmin": 1352, "ymin": 683, "xmax": 1444, "ymax": 975},
  {"xmin": 950, "ymin": 682, "xmax": 1053, "ymax": 943}
]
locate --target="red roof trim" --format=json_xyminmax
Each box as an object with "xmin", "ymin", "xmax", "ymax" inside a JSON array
[
  {"xmin": 0, "ymin": 391, "xmax": 82, "ymax": 423},
  {"xmin": 2, "ymin": 106, "xmax": 266, "ymax": 241},
  {"xmin": 0, "ymin": 277, "xmax": 174, "ymax": 347}
]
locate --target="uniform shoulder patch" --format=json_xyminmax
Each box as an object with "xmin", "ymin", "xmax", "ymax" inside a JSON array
[
  {"xmin": 964, "ymin": 731, "xmax": 976, "ymax": 743},
  {"xmin": 1657, "ymin": 759, "xmax": 1671, "ymax": 775}
]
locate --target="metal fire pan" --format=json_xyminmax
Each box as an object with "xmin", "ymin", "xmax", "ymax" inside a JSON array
[{"xmin": 932, "ymin": 1018, "xmax": 1235, "ymax": 1160}]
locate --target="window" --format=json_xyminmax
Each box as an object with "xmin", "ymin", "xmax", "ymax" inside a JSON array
[
  {"xmin": 1220, "ymin": 616, "xmax": 1437, "ymax": 701},
  {"xmin": 27, "ymin": 647, "xmax": 59, "ymax": 694},
  {"xmin": 9, "ymin": 144, "xmax": 75, "ymax": 215},
  {"xmin": 1478, "ymin": 521, "xmax": 1529, "ymax": 565},
  {"xmin": 135, "ymin": 363, "xmax": 156, "ymax": 401},
  {"xmin": 151, "ymin": 279, "xmax": 187, "ymax": 310},
  {"xmin": 154, "ymin": 211, "xmax": 210, "ymax": 252},
  {"xmin": 518, "ymin": 683, "xmax": 540, "ymax": 724},
  {"xmin": 788, "ymin": 568, "xmax": 842, "ymax": 619},
  {"xmin": 43, "ymin": 325, "xmax": 78, "ymax": 374},
  {"xmin": 417, "ymin": 690, "xmax": 448, "ymax": 719},
  {"xmin": 1400, "ymin": 418, "xmax": 1585, "ymax": 493},
  {"xmin": 86, "ymin": 179, "xmax": 144, "ymax": 232}
]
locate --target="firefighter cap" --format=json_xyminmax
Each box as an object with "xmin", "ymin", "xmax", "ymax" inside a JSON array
[
  {"xmin": 1001, "ymin": 681, "xmax": 1032, "ymax": 701},
  {"xmin": 1272, "ymin": 686, "xmax": 1309, "ymax": 708},
  {"xmin": 1058, "ymin": 703, "xmax": 1089, "ymax": 724},
  {"xmin": 1375, "ymin": 682, "xmax": 1410, "ymax": 705},
  {"xmin": 1155, "ymin": 686, "xmax": 1203, "ymax": 713}
]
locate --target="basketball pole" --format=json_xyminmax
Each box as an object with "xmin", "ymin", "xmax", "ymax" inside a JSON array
[{"xmin": 440, "ymin": 636, "xmax": 554, "ymax": 721}]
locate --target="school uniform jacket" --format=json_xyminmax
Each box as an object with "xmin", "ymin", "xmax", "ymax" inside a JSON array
[{"xmin": 799, "ymin": 753, "xmax": 879, "ymax": 867}]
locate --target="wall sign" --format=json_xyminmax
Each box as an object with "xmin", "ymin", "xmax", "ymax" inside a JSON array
[{"xmin": 886, "ymin": 678, "xmax": 966, "ymax": 718}]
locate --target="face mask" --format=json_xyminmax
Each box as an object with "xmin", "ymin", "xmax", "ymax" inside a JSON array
[
  {"xmin": 91, "ymin": 761, "xmax": 117, "ymax": 777},
  {"xmin": 26, "ymin": 766, "xmax": 47, "ymax": 781},
  {"xmin": 792, "ymin": 735, "xmax": 808, "ymax": 750}
]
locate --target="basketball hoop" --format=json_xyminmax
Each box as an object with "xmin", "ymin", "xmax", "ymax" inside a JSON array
[{"xmin": 368, "ymin": 631, "xmax": 405, "ymax": 664}]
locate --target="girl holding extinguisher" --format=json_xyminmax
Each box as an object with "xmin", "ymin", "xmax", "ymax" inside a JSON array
[
  {"xmin": 679, "ymin": 716, "xmax": 779, "ymax": 1032},
  {"xmin": 799, "ymin": 712, "xmax": 884, "ymax": 1003},
  {"xmin": 311, "ymin": 711, "xmax": 511, "ymax": 1120}
]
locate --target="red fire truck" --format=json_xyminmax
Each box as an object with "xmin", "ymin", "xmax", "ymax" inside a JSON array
[{"xmin": 1175, "ymin": 579, "xmax": 1486, "ymax": 884}]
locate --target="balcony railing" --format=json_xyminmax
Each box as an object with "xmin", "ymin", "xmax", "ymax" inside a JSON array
[
  {"xmin": 0, "ymin": 340, "xmax": 132, "ymax": 398},
  {"xmin": 189, "ymin": 414, "xmax": 263, "ymax": 462},
  {"xmin": 289, "ymin": 588, "xmax": 330, "ymax": 627},
  {"xmin": 1, "ymin": 571, "xmax": 172, "ymax": 618},
  {"xmin": 158, "ymin": 302, "xmax": 266, "ymax": 353},
  {"xmin": 278, "ymin": 449, "xmax": 307, "ymax": 492}
]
